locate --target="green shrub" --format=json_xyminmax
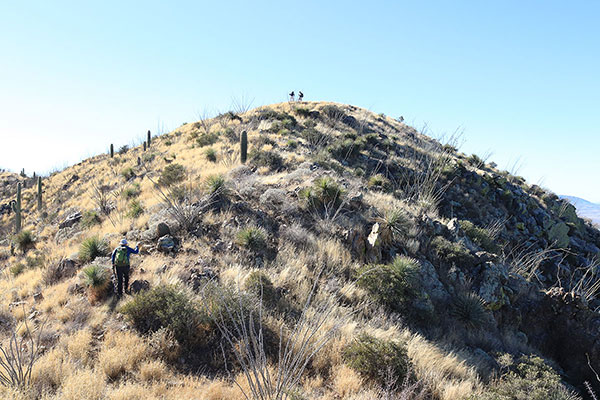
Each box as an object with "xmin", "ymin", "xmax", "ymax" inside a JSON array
[
  {"xmin": 459, "ymin": 220, "xmax": 499, "ymax": 253},
  {"xmin": 123, "ymin": 183, "xmax": 141, "ymax": 199},
  {"xmin": 127, "ymin": 200, "xmax": 144, "ymax": 218},
  {"xmin": 467, "ymin": 154, "xmax": 483, "ymax": 167},
  {"xmin": 286, "ymin": 140, "xmax": 298, "ymax": 149},
  {"xmin": 249, "ymin": 149, "xmax": 283, "ymax": 171},
  {"xmin": 450, "ymin": 292, "xmax": 490, "ymax": 330},
  {"xmin": 301, "ymin": 177, "xmax": 344, "ymax": 213},
  {"xmin": 294, "ymin": 107, "xmax": 312, "ymax": 117},
  {"xmin": 301, "ymin": 127, "xmax": 328, "ymax": 148},
  {"xmin": 121, "ymin": 167, "xmax": 135, "ymax": 180},
  {"xmin": 204, "ymin": 147, "xmax": 217, "ymax": 162},
  {"xmin": 328, "ymin": 138, "xmax": 363, "ymax": 160},
  {"xmin": 236, "ymin": 226, "xmax": 267, "ymax": 252},
  {"xmin": 143, "ymin": 152, "xmax": 156, "ymax": 163},
  {"xmin": 205, "ymin": 174, "xmax": 227, "ymax": 197},
  {"xmin": 430, "ymin": 236, "xmax": 476, "ymax": 268},
  {"xmin": 159, "ymin": 163, "xmax": 186, "ymax": 187},
  {"xmin": 367, "ymin": 174, "xmax": 392, "ymax": 191},
  {"xmin": 12, "ymin": 230, "xmax": 34, "ymax": 253},
  {"xmin": 9, "ymin": 263, "xmax": 25, "ymax": 276},
  {"xmin": 476, "ymin": 356, "xmax": 579, "ymax": 400},
  {"xmin": 356, "ymin": 256, "xmax": 420, "ymax": 312},
  {"xmin": 81, "ymin": 210, "xmax": 101, "ymax": 228},
  {"xmin": 118, "ymin": 145, "xmax": 129, "ymax": 155},
  {"xmin": 196, "ymin": 132, "xmax": 219, "ymax": 147},
  {"xmin": 244, "ymin": 271, "xmax": 277, "ymax": 305},
  {"xmin": 321, "ymin": 104, "xmax": 346, "ymax": 120},
  {"xmin": 79, "ymin": 236, "xmax": 108, "ymax": 263},
  {"xmin": 121, "ymin": 284, "xmax": 206, "ymax": 346},
  {"xmin": 343, "ymin": 334, "xmax": 410, "ymax": 385}
]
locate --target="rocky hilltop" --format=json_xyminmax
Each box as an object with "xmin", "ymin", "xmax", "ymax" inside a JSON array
[{"xmin": 1, "ymin": 102, "xmax": 599, "ymax": 399}]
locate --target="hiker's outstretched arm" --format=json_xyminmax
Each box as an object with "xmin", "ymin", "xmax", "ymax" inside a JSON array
[{"xmin": 129, "ymin": 245, "xmax": 139, "ymax": 255}]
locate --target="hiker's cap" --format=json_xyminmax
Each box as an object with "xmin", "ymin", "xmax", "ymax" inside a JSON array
[{"xmin": 120, "ymin": 238, "xmax": 128, "ymax": 245}]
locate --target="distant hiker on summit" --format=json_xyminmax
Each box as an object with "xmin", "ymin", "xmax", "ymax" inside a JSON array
[
  {"xmin": 111, "ymin": 239, "xmax": 139, "ymax": 298},
  {"xmin": 298, "ymin": 91, "xmax": 304, "ymax": 102},
  {"xmin": 289, "ymin": 91, "xmax": 295, "ymax": 102}
]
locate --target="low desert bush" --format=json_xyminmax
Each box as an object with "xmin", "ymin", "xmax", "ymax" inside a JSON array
[
  {"xmin": 81, "ymin": 210, "xmax": 101, "ymax": 228},
  {"xmin": 127, "ymin": 200, "xmax": 144, "ymax": 218},
  {"xmin": 158, "ymin": 163, "xmax": 186, "ymax": 187},
  {"xmin": 12, "ymin": 230, "xmax": 34, "ymax": 253},
  {"xmin": 120, "ymin": 284, "xmax": 206, "ymax": 347},
  {"xmin": 236, "ymin": 226, "xmax": 267, "ymax": 252},
  {"xmin": 244, "ymin": 271, "xmax": 277, "ymax": 306},
  {"xmin": 120, "ymin": 167, "xmax": 135, "ymax": 180},
  {"xmin": 122, "ymin": 183, "xmax": 141, "ymax": 199},
  {"xmin": 147, "ymin": 327, "xmax": 181, "ymax": 363},
  {"xmin": 476, "ymin": 356, "xmax": 580, "ymax": 400},
  {"xmin": 98, "ymin": 330, "xmax": 148, "ymax": 381},
  {"xmin": 249, "ymin": 149, "xmax": 284, "ymax": 171},
  {"xmin": 357, "ymin": 256, "xmax": 421, "ymax": 312},
  {"xmin": 205, "ymin": 147, "xmax": 217, "ymax": 162},
  {"xmin": 430, "ymin": 236, "xmax": 477, "ymax": 268},
  {"xmin": 459, "ymin": 220, "xmax": 499, "ymax": 253},
  {"xmin": 196, "ymin": 132, "xmax": 219, "ymax": 147},
  {"xmin": 78, "ymin": 236, "xmax": 108, "ymax": 263},
  {"xmin": 343, "ymin": 333, "xmax": 410, "ymax": 386}
]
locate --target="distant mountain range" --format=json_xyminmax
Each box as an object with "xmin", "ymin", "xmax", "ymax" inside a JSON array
[{"xmin": 561, "ymin": 195, "xmax": 600, "ymax": 226}]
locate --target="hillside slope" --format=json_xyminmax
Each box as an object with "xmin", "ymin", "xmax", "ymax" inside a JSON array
[{"xmin": 1, "ymin": 101, "xmax": 600, "ymax": 399}]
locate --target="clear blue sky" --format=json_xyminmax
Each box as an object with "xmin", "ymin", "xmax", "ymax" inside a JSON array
[{"xmin": 1, "ymin": 1, "xmax": 599, "ymax": 201}]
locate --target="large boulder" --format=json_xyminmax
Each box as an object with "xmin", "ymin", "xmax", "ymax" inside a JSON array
[
  {"xmin": 59, "ymin": 211, "xmax": 82, "ymax": 229},
  {"xmin": 157, "ymin": 235, "xmax": 176, "ymax": 253}
]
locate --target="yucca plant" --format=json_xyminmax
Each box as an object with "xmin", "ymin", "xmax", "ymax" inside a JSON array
[
  {"xmin": 236, "ymin": 226, "xmax": 267, "ymax": 252},
  {"xmin": 81, "ymin": 265, "xmax": 111, "ymax": 304},
  {"xmin": 450, "ymin": 292, "xmax": 490, "ymax": 330},
  {"xmin": 79, "ymin": 236, "xmax": 108, "ymax": 263},
  {"xmin": 205, "ymin": 174, "xmax": 227, "ymax": 198},
  {"xmin": 204, "ymin": 147, "xmax": 217, "ymax": 163}
]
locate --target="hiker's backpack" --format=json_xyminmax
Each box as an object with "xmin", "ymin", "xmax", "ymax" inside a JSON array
[{"xmin": 115, "ymin": 246, "xmax": 128, "ymax": 267}]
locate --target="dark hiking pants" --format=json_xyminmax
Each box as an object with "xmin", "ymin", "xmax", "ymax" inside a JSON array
[{"xmin": 115, "ymin": 265, "xmax": 130, "ymax": 297}]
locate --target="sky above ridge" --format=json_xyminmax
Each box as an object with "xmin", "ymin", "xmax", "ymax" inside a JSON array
[{"xmin": 1, "ymin": 1, "xmax": 599, "ymax": 202}]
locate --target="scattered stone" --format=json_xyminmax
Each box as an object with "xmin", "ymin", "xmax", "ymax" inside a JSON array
[
  {"xmin": 130, "ymin": 280, "xmax": 150, "ymax": 294},
  {"xmin": 33, "ymin": 292, "xmax": 44, "ymax": 303}
]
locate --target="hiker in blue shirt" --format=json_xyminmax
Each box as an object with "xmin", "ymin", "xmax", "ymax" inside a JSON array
[{"xmin": 111, "ymin": 238, "xmax": 139, "ymax": 298}]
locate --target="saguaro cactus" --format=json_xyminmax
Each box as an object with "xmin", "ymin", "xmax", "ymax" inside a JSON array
[
  {"xmin": 110, "ymin": 144, "xmax": 114, "ymax": 158},
  {"xmin": 147, "ymin": 130, "xmax": 151, "ymax": 147},
  {"xmin": 240, "ymin": 130, "xmax": 248, "ymax": 164},
  {"xmin": 11, "ymin": 182, "xmax": 22, "ymax": 233},
  {"xmin": 143, "ymin": 141, "xmax": 147, "ymax": 151},
  {"xmin": 37, "ymin": 177, "xmax": 43, "ymax": 211}
]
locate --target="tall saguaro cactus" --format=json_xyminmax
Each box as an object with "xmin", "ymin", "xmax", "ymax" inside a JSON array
[
  {"xmin": 240, "ymin": 130, "xmax": 248, "ymax": 164},
  {"xmin": 147, "ymin": 130, "xmax": 151, "ymax": 147},
  {"xmin": 37, "ymin": 177, "xmax": 43, "ymax": 211},
  {"xmin": 143, "ymin": 141, "xmax": 147, "ymax": 151},
  {"xmin": 11, "ymin": 182, "xmax": 22, "ymax": 233},
  {"xmin": 110, "ymin": 144, "xmax": 114, "ymax": 158}
]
